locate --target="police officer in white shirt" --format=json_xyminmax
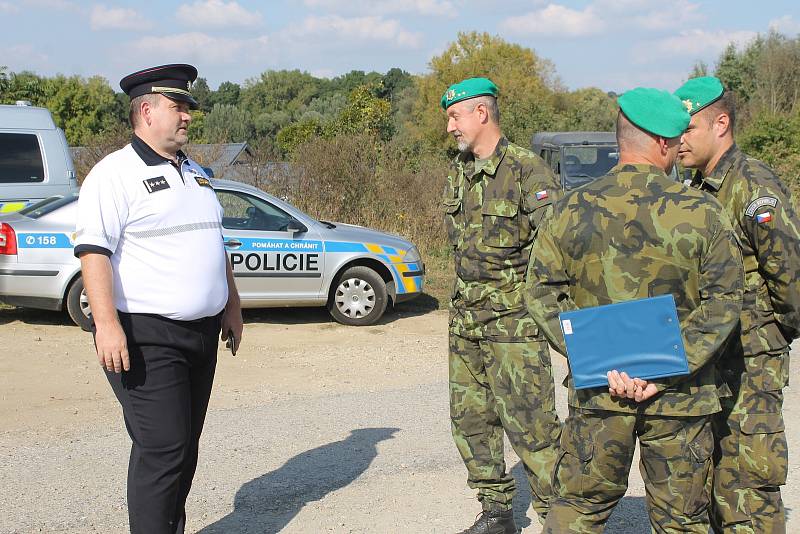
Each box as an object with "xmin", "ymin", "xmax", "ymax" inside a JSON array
[{"xmin": 74, "ymin": 64, "xmax": 243, "ymax": 534}]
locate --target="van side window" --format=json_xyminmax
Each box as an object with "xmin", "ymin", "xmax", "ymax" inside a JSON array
[{"xmin": 0, "ymin": 133, "xmax": 45, "ymax": 184}]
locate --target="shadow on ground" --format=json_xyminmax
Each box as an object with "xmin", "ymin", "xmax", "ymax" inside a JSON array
[
  {"xmin": 242, "ymin": 292, "xmax": 440, "ymax": 327},
  {"xmin": 198, "ymin": 427, "xmax": 399, "ymax": 534},
  {"xmin": 604, "ymin": 496, "xmax": 648, "ymax": 533},
  {"xmin": 0, "ymin": 291, "xmax": 440, "ymax": 329},
  {"xmin": 511, "ymin": 461, "xmax": 534, "ymax": 530},
  {"xmin": 511, "ymin": 462, "xmax": 649, "ymax": 533},
  {"xmin": 0, "ymin": 305, "xmax": 74, "ymax": 327}
]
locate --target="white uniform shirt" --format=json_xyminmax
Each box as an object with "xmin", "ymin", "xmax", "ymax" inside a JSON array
[{"xmin": 74, "ymin": 135, "xmax": 229, "ymax": 320}]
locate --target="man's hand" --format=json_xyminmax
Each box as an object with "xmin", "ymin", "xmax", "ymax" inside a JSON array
[
  {"xmin": 607, "ymin": 370, "xmax": 659, "ymax": 402},
  {"xmin": 221, "ymin": 256, "xmax": 243, "ymax": 354},
  {"xmin": 95, "ymin": 321, "xmax": 129, "ymax": 372},
  {"xmin": 221, "ymin": 304, "xmax": 243, "ymax": 355}
]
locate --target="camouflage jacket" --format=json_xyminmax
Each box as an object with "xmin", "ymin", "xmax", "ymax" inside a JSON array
[
  {"xmin": 525, "ymin": 163, "xmax": 744, "ymax": 416},
  {"xmin": 690, "ymin": 144, "xmax": 800, "ymax": 357},
  {"xmin": 443, "ymin": 137, "xmax": 560, "ymax": 340}
]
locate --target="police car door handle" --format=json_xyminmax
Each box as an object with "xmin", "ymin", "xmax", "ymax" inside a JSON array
[{"xmin": 224, "ymin": 239, "xmax": 242, "ymax": 249}]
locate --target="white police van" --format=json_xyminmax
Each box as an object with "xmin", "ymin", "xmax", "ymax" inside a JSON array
[
  {"xmin": 0, "ymin": 179, "xmax": 424, "ymax": 329},
  {"xmin": 0, "ymin": 102, "xmax": 79, "ymax": 212}
]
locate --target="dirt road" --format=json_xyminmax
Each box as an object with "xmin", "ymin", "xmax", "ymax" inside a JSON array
[{"xmin": 0, "ymin": 305, "xmax": 797, "ymax": 533}]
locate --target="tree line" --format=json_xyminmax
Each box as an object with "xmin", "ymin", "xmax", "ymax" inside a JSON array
[
  {"xmin": 2, "ymin": 31, "xmax": 797, "ymax": 183},
  {"xmin": 2, "ymin": 31, "xmax": 799, "ymax": 298}
]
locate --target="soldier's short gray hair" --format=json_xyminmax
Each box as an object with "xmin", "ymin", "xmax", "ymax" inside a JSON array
[
  {"xmin": 616, "ymin": 111, "xmax": 655, "ymax": 151},
  {"xmin": 467, "ymin": 95, "xmax": 500, "ymax": 125},
  {"xmin": 129, "ymin": 94, "xmax": 161, "ymax": 128}
]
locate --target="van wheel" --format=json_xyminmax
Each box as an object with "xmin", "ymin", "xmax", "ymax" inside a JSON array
[
  {"xmin": 66, "ymin": 276, "xmax": 93, "ymax": 331},
  {"xmin": 328, "ymin": 266, "xmax": 388, "ymax": 326}
]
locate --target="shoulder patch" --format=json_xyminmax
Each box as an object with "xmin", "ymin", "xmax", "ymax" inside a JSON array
[{"xmin": 745, "ymin": 196, "xmax": 778, "ymax": 218}]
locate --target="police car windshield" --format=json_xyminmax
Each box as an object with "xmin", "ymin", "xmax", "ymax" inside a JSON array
[{"xmin": 19, "ymin": 192, "xmax": 78, "ymax": 219}]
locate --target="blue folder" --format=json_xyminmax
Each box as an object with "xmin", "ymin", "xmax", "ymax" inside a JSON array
[{"xmin": 558, "ymin": 294, "xmax": 689, "ymax": 390}]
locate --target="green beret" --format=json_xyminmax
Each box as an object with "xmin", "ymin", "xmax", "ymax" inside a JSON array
[
  {"xmin": 674, "ymin": 76, "xmax": 724, "ymax": 115},
  {"xmin": 617, "ymin": 87, "xmax": 690, "ymax": 139},
  {"xmin": 441, "ymin": 77, "xmax": 499, "ymax": 110}
]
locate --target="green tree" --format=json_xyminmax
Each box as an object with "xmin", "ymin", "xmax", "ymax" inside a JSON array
[
  {"xmin": 0, "ymin": 70, "xmax": 46, "ymax": 105},
  {"xmin": 203, "ymin": 103, "xmax": 254, "ymax": 143},
  {"xmin": 192, "ymin": 77, "xmax": 213, "ymax": 112},
  {"xmin": 188, "ymin": 110, "xmax": 208, "ymax": 143},
  {"xmin": 209, "ymin": 80, "xmax": 241, "ymax": 108},
  {"xmin": 322, "ymin": 70, "xmax": 382, "ymax": 98},
  {"xmin": 276, "ymin": 118, "xmax": 324, "ymax": 155},
  {"xmin": 689, "ymin": 61, "xmax": 709, "ymax": 78},
  {"xmin": 407, "ymin": 32, "xmax": 561, "ymax": 154},
  {"xmin": 252, "ymin": 109, "xmax": 292, "ymax": 139},
  {"xmin": 0, "ymin": 66, "xmax": 8, "ymax": 95},
  {"xmin": 330, "ymin": 84, "xmax": 392, "ymax": 139},
  {"xmin": 43, "ymin": 75, "xmax": 121, "ymax": 145},
  {"xmin": 241, "ymin": 70, "xmax": 319, "ymax": 115},
  {"xmin": 554, "ymin": 88, "xmax": 617, "ymax": 131}
]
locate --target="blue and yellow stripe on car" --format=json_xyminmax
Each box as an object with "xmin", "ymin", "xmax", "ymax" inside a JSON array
[
  {"xmin": 325, "ymin": 241, "xmax": 424, "ymax": 294},
  {"xmin": 0, "ymin": 201, "xmax": 29, "ymax": 213}
]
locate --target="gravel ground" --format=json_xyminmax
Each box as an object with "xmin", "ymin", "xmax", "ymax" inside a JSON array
[{"xmin": 0, "ymin": 305, "xmax": 797, "ymax": 533}]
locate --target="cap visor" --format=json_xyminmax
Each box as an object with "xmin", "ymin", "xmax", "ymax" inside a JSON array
[{"xmin": 163, "ymin": 92, "xmax": 199, "ymax": 110}]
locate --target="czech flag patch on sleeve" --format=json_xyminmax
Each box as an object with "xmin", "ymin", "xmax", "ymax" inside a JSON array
[
  {"xmin": 756, "ymin": 212, "xmax": 773, "ymax": 224},
  {"xmin": 535, "ymin": 190, "xmax": 549, "ymax": 201}
]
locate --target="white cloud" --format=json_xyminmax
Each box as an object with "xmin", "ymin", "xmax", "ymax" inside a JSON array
[
  {"xmin": 131, "ymin": 32, "xmax": 249, "ymax": 64},
  {"xmin": 501, "ymin": 0, "xmax": 702, "ymax": 38},
  {"xmin": 626, "ymin": 0, "xmax": 701, "ymax": 31},
  {"xmin": 0, "ymin": 1, "xmax": 20, "ymax": 13},
  {"xmin": 303, "ymin": 0, "xmax": 456, "ymax": 17},
  {"xmin": 90, "ymin": 5, "xmax": 148, "ymax": 31},
  {"xmin": 502, "ymin": 4, "xmax": 603, "ymax": 37},
  {"xmin": 770, "ymin": 15, "xmax": 800, "ymax": 36},
  {"xmin": 176, "ymin": 0, "xmax": 262, "ymax": 28},
  {"xmin": 283, "ymin": 15, "xmax": 422, "ymax": 49},
  {"xmin": 21, "ymin": 0, "xmax": 76, "ymax": 9},
  {"xmin": 650, "ymin": 29, "xmax": 757, "ymax": 58},
  {"xmin": 0, "ymin": 44, "xmax": 49, "ymax": 70}
]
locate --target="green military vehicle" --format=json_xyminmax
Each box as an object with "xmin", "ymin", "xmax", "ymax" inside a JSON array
[{"xmin": 532, "ymin": 131, "xmax": 681, "ymax": 191}]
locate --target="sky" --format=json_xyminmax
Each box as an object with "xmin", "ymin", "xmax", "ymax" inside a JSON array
[{"xmin": 1, "ymin": 0, "xmax": 799, "ymax": 94}]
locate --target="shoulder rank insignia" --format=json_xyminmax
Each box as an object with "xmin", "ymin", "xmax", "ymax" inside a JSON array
[
  {"xmin": 194, "ymin": 175, "xmax": 212, "ymax": 188},
  {"xmin": 143, "ymin": 176, "xmax": 169, "ymax": 193},
  {"xmin": 745, "ymin": 196, "xmax": 778, "ymax": 218}
]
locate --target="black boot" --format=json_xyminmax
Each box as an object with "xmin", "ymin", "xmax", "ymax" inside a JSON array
[{"xmin": 457, "ymin": 508, "xmax": 518, "ymax": 534}]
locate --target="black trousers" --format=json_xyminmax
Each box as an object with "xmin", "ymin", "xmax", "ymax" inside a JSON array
[{"xmin": 99, "ymin": 311, "xmax": 221, "ymax": 534}]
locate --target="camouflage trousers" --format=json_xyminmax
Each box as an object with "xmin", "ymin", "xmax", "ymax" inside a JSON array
[
  {"xmin": 544, "ymin": 408, "xmax": 714, "ymax": 534},
  {"xmin": 711, "ymin": 351, "xmax": 790, "ymax": 534},
  {"xmin": 448, "ymin": 332, "xmax": 562, "ymax": 519}
]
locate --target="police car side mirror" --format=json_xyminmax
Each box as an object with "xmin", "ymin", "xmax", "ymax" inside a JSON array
[{"xmin": 286, "ymin": 219, "xmax": 307, "ymax": 234}]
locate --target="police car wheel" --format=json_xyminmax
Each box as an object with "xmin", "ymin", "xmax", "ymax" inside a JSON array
[
  {"xmin": 66, "ymin": 276, "xmax": 93, "ymax": 331},
  {"xmin": 328, "ymin": 266, "xmax": 388, "ymax": 326}
]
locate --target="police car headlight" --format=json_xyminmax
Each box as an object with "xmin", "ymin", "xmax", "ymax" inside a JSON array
[{"xmin": 404, "ymin": 246, "xmax": 421, "ymax": 263}]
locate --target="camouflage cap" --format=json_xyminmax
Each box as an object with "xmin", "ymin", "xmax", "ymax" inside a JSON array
[
  {"xmin": 617, "ymin": 87, "xmax": 690, "ymax": 139},
  {"xmin": 674, "ymin": 76, "xmax": 724, "ymax": 115},
  {"xmin": 441, "ymin": 77, "xmax": 499, "ymax": 110}
]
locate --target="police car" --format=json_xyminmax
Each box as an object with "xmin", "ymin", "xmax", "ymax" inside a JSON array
[{"xmin": 0, "ymin": 180, "xmax": 424, "ymax": 329}]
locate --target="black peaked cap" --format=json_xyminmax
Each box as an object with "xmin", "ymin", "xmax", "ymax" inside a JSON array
[{"xmin": 120, "ymin": 63, "xmax": 199, "ymax": 109}]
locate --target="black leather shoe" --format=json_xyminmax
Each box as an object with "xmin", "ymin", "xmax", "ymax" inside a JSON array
[{"xmin": 457, "ymin": 508, "xmax": 518, "ymax": 534}]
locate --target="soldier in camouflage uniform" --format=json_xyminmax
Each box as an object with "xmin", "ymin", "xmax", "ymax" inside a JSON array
[
  {"xmin": 525, "ymin": 87, "xmax": 744, "ymax": 533},
  {"xmin": 441, "ymin": 77, "xmax": 562, "ymax": 534},
  {"xmin": 675, "ymin": 76, "xmax": 800, "ymax": 534}
]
